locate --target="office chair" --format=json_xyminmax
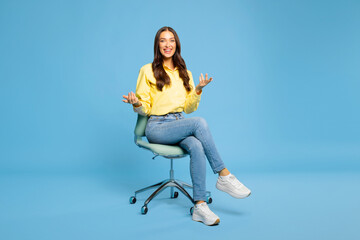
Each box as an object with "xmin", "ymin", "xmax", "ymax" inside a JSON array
[{"xmin": 129, "ymin": 114, "xmax": 212, "ymax": 215}]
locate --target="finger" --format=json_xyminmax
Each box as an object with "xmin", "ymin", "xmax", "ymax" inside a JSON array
[
  {"xmin": 122, "ymin": 99, "xmax": 129, "ymax": 103},
  {"xmin": 205, "ymin": 73, "xmax": 208, "ymax": 80},
  {"xmin": 131, "ymin": 92, "xmax": 136, "ymax": 104},
  {"xmin": 201, "ymin": 73, "xmax": 204, "ymax": 81},
  {"xmin": 128, "ymin": 92, "xmax": 133, "ymax": 104},
  {"xmin": 123, "ymin": 95, "xmax": 129, "ymax": 99},
  {"xmin": 132, "ymin": 92, "xmax": 137, "ymax": 101}
]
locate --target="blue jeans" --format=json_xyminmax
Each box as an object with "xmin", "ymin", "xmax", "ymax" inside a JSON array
[{"xmin": 145, "ymin": 112, "xmax": 226, "ymax": 201}]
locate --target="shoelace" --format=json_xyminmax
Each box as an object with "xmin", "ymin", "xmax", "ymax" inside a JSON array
[
  {"xmin": 228, "ymin": 175, "xmax": 244, "ymax": 188},
  {"xmin": 197, "ymin": 203, "xmax": 213, "ymax": 215}
]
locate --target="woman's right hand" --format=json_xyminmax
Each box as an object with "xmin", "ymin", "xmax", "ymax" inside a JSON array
[{"xmin": 122, "ymin": 91, "xmax": 142, "ymax": 107}]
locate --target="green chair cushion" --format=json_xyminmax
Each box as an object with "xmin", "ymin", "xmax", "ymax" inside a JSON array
[{"xmin": 135, "ymin": 137, "xmax": 188, "ymax": 158}]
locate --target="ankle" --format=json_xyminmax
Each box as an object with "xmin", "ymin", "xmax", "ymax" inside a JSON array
[
  {"xmin": 196, "ymin": 200, "xmax": 206, "ymax": 205},
  {"xmin": 219, "ymin": 168, "xmax": 230, "ymax": 177}
]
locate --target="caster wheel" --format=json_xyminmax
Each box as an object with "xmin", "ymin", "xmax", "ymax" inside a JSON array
[
  {"xmin": 141, "ymin": 205, "xmax": 148, "ymax": 215},
  {"xmin": 129, "ymin": 196, "xmax": 136, "ymax": 204},
  {"xmin": 171, "ymin": 191, "xmax": 179, "ymax": 198},
  {"xmin": 206, "ymin": 197, "xmax": 213, "ymax": 204},
  {"xmin": 190, "ymin": 207, "xmax": 194, "ymax": 215}
]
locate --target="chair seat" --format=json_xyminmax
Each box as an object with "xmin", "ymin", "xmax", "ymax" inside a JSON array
[{"xmin": 135, "ymin": 137, "xmax": 188, "ymax": 158}]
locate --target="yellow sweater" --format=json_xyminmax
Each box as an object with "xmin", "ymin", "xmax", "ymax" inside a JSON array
[{"xmin": 133, "ymin": 63, "xmax": 202, "ymax": 116}]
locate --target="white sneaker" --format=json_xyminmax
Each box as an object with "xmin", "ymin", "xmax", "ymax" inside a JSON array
[
  {"xmin": 192, "ymin": 202, "xmax": 220, "ymax": 226},
  {"xmin": 216, "ymin": 174, "xmax": 251, "ymax": 199}
]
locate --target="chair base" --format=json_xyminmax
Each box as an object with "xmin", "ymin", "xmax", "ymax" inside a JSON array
[
  {"xmin": 135, "ymin": 178, "xmax": 195, "ymax": 205},
  {"xmin": 130, "ymin": 159, "xmax": 211, "ymax": 214}
]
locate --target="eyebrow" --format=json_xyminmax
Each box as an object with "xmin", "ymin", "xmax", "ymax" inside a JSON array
[{"xmin": 160, "ymin": 37, "xmax": 175, "ymax": 40}]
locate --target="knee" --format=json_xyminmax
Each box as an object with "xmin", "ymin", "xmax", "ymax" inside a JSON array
[
  {"xmin": 194, "ymin": 117, "xmax": 208, "ymax": 130},
  {"xmin": 182, "ymin": 137, "xmax": 204, "ymax": 154},
  {"xmin": 190, "ymin": 137, "xmax": 203, "ymax": 151}
]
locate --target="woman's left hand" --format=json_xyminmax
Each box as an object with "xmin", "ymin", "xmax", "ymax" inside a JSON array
[{"xmin": 195, "ymin": 73, "xmax": 213, "ymax": 93}]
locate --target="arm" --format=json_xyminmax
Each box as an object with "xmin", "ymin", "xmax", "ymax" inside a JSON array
[
  {"xmin": 133, "ymin": 67, "xmax": 152, "ymax": 116},
  {"xmin": 122, "ymin": 67, "xmax": 152, "ymax": 116},
  {"xmin": 184, "ymin": 71, "xmax": 202, "ymax": 114},
  {"xmin": 184, "ymin": 72, "xmax": 213, "ymax": 114}
]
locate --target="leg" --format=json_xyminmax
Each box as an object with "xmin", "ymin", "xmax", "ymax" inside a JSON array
[
  {"xmin": 146, "ymin": 117, "xmax": 226, "ymax": 174},
  {"xmin": 219, "ymin": 168, "xmax": 230, "ymax": 176},
  {"xmin": 179, "ymin": 136, "xmax": 206, "ymax": 202}
]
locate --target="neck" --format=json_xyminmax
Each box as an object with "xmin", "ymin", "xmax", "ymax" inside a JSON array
[{"xmin": 163, "ymin": 58, "xmax": 174, "ymax": 70}]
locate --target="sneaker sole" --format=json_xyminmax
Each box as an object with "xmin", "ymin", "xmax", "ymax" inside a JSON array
[
  {"xmin": 216, "ymin": 183, "xmax": 251, "ymax": 199},
  {"xmin": 193, "ymin": 218, "xmax": 220, "ymax": 226}
]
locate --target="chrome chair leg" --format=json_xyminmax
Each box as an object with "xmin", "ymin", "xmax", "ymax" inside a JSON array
[
  {"xmin": 135, "ymin": 180, "xmax": 166, "ymax": 197},
  {"xmin": 142, "ymin": 180, "xmax": 195, "ymax": 207},
  {"xmin": 144, "ymin": 181, "xmax": 173, "ymax": 206},
  {"xmin": 173, "ymin": 181, "xmax": 195, "ymax": 204},
  {"xmin": 176, "ymin": 180, "xmax": 193, "ymax": 189}
]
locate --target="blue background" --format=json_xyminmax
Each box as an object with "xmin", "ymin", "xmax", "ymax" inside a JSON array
[{"xmin": 1, "ymin": 0, "xmax": 359, "ymax": 239}]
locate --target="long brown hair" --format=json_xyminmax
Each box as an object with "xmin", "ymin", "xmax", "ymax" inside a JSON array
[{"xmin": 152, "ymin": 26, "xmax": 192, "ymax": 92}]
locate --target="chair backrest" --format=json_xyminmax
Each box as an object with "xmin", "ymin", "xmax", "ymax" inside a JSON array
[{"xmin": 134, "ymin": 114, "xmax": 149, "ymax": 137}]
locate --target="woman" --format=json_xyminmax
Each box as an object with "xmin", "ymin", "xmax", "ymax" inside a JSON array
[{"xmin": 123, "ymin": 26, "xmax": 251, "ymax": 226}]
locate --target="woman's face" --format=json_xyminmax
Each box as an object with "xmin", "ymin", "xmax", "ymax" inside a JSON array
[{"xmin": 159, "ymin": 31, "xmax": 176, "ymax": 59}]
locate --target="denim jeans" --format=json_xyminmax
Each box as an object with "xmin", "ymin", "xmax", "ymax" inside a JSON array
[{"xmin": 145, "ymin": 112, "xmax": 226, "ymax": 201}]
